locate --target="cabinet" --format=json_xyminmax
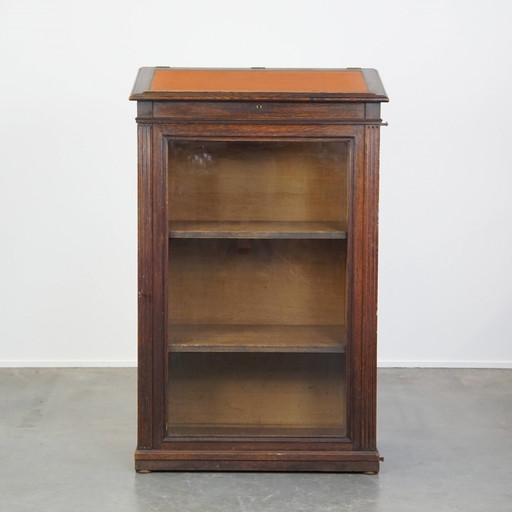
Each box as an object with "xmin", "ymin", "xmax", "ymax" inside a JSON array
[{"xmin": 130, "ymin": 67, "xmax": 388, "ymax": 472}]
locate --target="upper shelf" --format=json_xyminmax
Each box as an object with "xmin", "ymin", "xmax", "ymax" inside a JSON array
[
  {"xmin": 130, "ymin": 67, "xmax": 388, "ymax": 102},
  {"xmin": 169, "ymin": 221, "xmax": 347, "ymax": 239}
]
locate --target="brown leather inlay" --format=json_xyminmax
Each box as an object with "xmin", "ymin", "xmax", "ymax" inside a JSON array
[{"xmin": 150, "ymin": 69, "xmax": 368, "ymax": 93}]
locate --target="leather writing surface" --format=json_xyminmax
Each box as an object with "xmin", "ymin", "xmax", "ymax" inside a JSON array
[{"xmin": 150, "ymin": 69, "xmax": 368, "ymax": 93}]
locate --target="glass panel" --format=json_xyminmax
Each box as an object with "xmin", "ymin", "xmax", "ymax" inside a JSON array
[
  {"xmin": 167, "ymin": 353, "xmax": 347, "ymax": 437},
  {"xmin": 168, "ymin": 140, "xmax": 348, "ymax": 232},
  {"xmin": 168, "ymin": 239, "xmax": 346, "ymax": 327},
  {"xmin": 166, "ymin": 140, "xmax": 349, "ymax": 439}
]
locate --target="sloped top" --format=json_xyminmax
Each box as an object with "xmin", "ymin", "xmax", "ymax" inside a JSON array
[{"xmin": 129, "ymin": 67, "xmax": 388, "ymax": 102}]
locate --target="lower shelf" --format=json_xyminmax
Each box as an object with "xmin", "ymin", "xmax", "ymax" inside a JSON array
[
  {"xmin": 168, "ymin": 324, "xmax": 346, "ymax": 353},
  {"xmin": 166, "ymin": 425, "xmax": 346, "ymax": 438},
  {"xmin": 167, "ymin": 352, "xmax": 347, "ymax": 438}
]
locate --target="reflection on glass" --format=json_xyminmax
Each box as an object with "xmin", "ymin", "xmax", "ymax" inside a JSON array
[
  {"xmin": 168, "ymin": 140, "xmax": 348, "ymax": 225},
  {"xmin": 166, "ymin": 140, "xmax": 349, "ymax": 439}
]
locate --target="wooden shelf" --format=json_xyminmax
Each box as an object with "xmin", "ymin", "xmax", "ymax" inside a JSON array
[
  {"xmin": 167, "ymin": 351, "xmax": 347, "ymax": 438},
  {"xmin": 168, "ymin": 324, "xmax": 346, "ymax": 353},
  {"xmin": 166, "ymin": 425, "xmax": 346, "ymax": 438},
  {"xmin": 169, "ymin": 221, "xmax": 347, "ymax": 239}
]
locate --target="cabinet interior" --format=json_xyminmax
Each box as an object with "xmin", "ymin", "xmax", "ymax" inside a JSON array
[
  {"xmin": 166, "ymin": 139, "xmax": 349, "ymax": 439},
  {"xmin": 167, "ymin": 352, "xmax": 347, "ymax": 437}
]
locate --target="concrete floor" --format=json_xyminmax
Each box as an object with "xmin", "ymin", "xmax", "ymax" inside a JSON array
[{"xmin": 0, "ymin": 369, "xmax": 511, "ymax": 512}]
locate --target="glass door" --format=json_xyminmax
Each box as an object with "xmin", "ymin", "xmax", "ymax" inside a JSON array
[{"xmin": 166, "ymin": 140, "xmax": 350, "ymax": 438}]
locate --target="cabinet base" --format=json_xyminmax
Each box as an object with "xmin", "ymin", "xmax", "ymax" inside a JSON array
[{"xmin": 134, "ymin": 449, "xmax": 381, "ymax": 473}]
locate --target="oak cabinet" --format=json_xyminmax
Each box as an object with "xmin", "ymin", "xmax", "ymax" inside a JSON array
[{"xmin": 130, "ymin": 67, "xmax": 387, "ymax": 472}]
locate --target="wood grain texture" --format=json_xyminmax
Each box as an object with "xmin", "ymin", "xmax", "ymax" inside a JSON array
[
  {"xmin": 359, "ymin": 125, "xmax": 380, "ymax": 450},
  {"xmin": 135, "ymin": 449, "xmax": 381, "ymax": 472},
  {"xmin": 168, "ymin": 324, "xmax": 346, "ymax": 353},
  {"xmin": 161, "ymin": 124, "xmax": 361, "ymax": 138},
  {"xmin": 347, "ymin": 126, "xmax": 366, "ymax": 451},
  {"xmin": 158, "ymin": 439, "xmax": 353, "ymax": 450},
  {"xmin": 137, "ymin": 123, "xmax": 153, "ymax": 450},
  {"xmin": 343, "ymin": 125, "xmax": 380, "ymax": 454},
  {"xmin": 169, "ymin": 221, "xmax": 347, "ymax": 239},
  {"xmin": 152, "ymin": 101, "xmax": 365, "ymax": 122},
  {"xmin": 136, "ymin": 449, "xmax": 379, "ymax": 461},
  {"xmin": 150, "ymin": 124, "xmax": 170, "ymax": 448},
  {"xmin": 135, "ymin": 459, "xmax": 380, "ymax": 472}
]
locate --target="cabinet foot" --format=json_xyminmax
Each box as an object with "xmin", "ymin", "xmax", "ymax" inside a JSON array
[
  {"xmin": 136, "ymin": 469, "xmax": 152, "ymax": 474},
  {"xmin": 363, "ymin": 471, "xmax": 378, "ymax": 475}
]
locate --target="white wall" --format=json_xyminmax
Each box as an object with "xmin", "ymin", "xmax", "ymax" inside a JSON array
[{"xmin": 1, "ymin": 0, "xmax": 511, "ymax": 367}]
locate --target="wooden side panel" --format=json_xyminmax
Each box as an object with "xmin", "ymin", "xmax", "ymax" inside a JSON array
[
  {"xmin": 360, "ymin": 125, "xmax": 380, "ymax": 450},
  {"xmin": 150, "ymin": 125, "xmax": 170, "ymax": 448},
  {"xmin": 350, "ymin": 126, "xmax": 380, "ymax": 451},
  {"xmin": 137, "ymin": 124, "xmax": 153, "ymax": 450},
  {"xmin": 346, "ymin": 127, "xmax": 365, "ymax": 449}
]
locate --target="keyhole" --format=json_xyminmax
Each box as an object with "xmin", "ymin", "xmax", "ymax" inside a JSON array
[{"xmin": 256, "ymin": 104, "xmax": 263, "ymax": 109}]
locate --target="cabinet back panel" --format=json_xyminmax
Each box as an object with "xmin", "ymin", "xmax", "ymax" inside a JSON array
[
  {"xmin": 167, "ymin": 352, "xmax": 347, "ymax": 436},
  {"xmin": 168, "ymin": 239, "xmax": 346, "ymax": 325},
  {"xmin": 168, "ymin": 141, "xmax": 348, "ymax": 223}
]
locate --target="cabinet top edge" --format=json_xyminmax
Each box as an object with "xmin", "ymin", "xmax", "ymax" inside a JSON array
[{"xmin": 129, "ymin": 67, "xmax": 388, "ymax": 102}]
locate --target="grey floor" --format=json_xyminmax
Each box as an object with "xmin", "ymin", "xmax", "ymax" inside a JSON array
[{"xmin": 1, "ymin": 369, "xmax": 511, "ymax": 512}]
